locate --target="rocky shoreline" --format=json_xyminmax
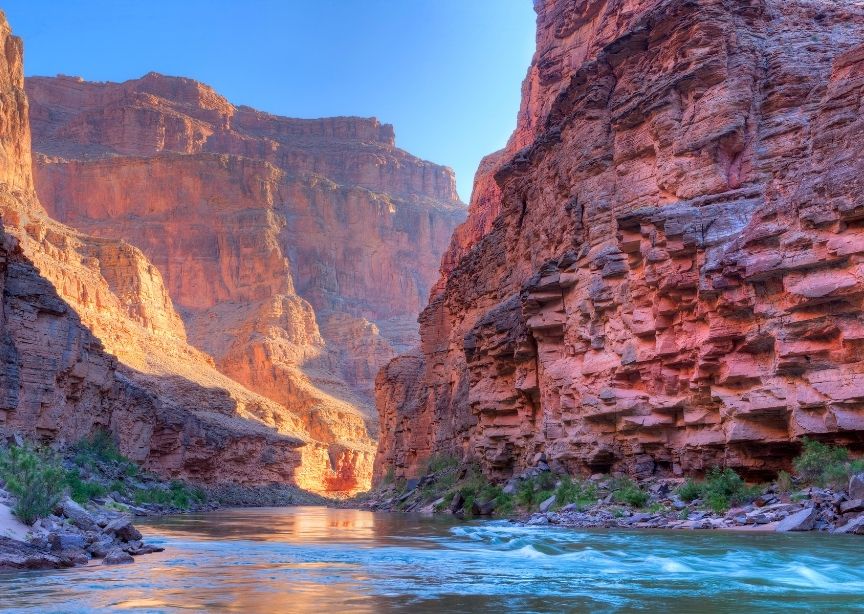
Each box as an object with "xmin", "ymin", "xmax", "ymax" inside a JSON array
[
  {"xmin": 518, "ymin": 478, "xmax": 864, "ymax": 535},
  {"xmin": 0, "ymin": 488, "xmax": 170, "ymax": 570},
  {"xmin": 362, "ymin": 445, "xmax": 864, "ymax": 537}
]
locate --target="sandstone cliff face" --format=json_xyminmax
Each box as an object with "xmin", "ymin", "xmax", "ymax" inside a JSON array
[
  {"xmin": 0, "ymin": 12, "xmax": 384, "ymax": 494},
  {"xmin": 25, "ymin": 70, "xmax": 464, "ymax": 492},
  {"xmin": 376, "ymin": 0, "xmax": 864, "ymax": 482}
]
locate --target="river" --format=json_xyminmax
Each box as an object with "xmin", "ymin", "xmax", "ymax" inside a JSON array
[{"xmin": 0, "ymin": 506, "xmax": 862, "ymax": 612}]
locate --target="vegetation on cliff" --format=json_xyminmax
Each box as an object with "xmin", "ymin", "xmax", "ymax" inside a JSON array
[{"xmin": 0, "ymin": 432, "xmax": 206, "ymax": 527}]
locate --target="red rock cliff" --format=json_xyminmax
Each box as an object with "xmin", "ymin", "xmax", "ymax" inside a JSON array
[
  {"xmin": 24, "ymin": 71, "xmax": 465, "ymax": 492},
  {"xmin": 376, "ymin": 0, "xmax": 864, "ymax": 482},
  {"xmin": 0, "ymin": 11, "xmax": 387, "ymax": 495},
  {"xmin": 0, "ymin": 14, "xmax": 426, "ymax": 493}
]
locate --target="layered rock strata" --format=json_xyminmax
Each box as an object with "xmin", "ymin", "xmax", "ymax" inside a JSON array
[
  {"xmin": 26, "ymin": 74, "xmax": 465, "ymax": 462},
  {"xmin": 376, "ymin": 0, "xmax": 864, "ymax": 482},
  {"xmin": 1, "ymin": 11, "xmax": 410, "ymax": 494}
]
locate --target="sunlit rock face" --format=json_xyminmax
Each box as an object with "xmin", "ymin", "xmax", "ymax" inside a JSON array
[
  {"xmin": 25, "ymin": 71, "xmax": 465, "ymax": 493},
  {"xmin": 0, "ymin": 11, "xmax": 328, "ymax": 489},
  {"xmin": 375, "ymin": 0, "xmax": 864, "ymax": 482}
]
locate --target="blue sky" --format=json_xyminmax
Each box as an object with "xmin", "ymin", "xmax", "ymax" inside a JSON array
[{"xmin": 2, "ymin": 0, "xmax": 536, "ymax": 201}]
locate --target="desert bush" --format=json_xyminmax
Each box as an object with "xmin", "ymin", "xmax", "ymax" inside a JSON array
[
  {"xmin": 610, "ymin": 476, "xmax": 649, "ymax": 508},
  {"xmin": 677, "ymin": 478, "xmax": 703, "ymax": 503},
  {"xmin": 555, "ymin": 475, "xmax": 598, "ymax": 510},
  {"xmin": 701, "ymin": 467, "xmax": 760, "ymax": 513},
  {"xmin": 65, "ymin": 468, "xmax": 108, "ymax": 504},
  {"xmin": 0, "ymin": 444, "xmax": 66, "ymax": 525},
  {"xmin": 675, "ymin": 468, "xmax": 760, "ymax": 513},
  {"xmin": 776, "ymin": 470, "xmax": 793, "ymax": 494},
  {"xmin": 132, "ymin": 480, "xmax": 205, "ymax": 509},
  {"xmin": 794, "ymin": 438, "xmax": 864, "ymax": 489}
]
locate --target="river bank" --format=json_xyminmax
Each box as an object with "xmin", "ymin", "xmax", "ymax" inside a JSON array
[
  {"xmin": 360, "ymin": 442, "xmax": 864, "ymax": 537},
  {"xmin": 3, "ymin": 506, "xmax": 863, "ymax": 613}
]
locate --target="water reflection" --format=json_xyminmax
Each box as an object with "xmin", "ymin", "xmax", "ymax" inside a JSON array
[{"xmin": 0, "ymin": 506, "xmax": 863, "ymax": 613}]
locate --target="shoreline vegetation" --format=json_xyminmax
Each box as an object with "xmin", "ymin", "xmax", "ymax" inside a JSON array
[
  {"xmin": 359, "ymin": 440, "xmax": 864, "ymax": 535},
  {"xmin": 0, "ymin": 431, "xmax": 336, "ymax": 570},
  {"xmin": 4, "ymin": 434, "xmax": 864, "ymax": 571}
]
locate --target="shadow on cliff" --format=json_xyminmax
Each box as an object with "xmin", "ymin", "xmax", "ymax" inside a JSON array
[{"xmin": 0, "ymin": 222, "xmax": 307, "ymax": 486}]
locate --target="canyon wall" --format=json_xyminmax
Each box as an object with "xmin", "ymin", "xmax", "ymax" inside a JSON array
[
  {"xmin": 0, "ymin": 11, "xmax": 325, "ymax": 489},
  {"xmin": 1, "ymin": 11, "xmax": 464, "ymax": 495},
  {"xmin": 27, "ymin": 74, "xmax": 465, "ymax": 454},
  {"xmin": 376, "ymin": 0, "xmax": 864, "ymax": 482}
]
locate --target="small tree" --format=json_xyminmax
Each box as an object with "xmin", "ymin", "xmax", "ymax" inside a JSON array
[{"xmin": 0, "ymin": 444, "xmax": 66, "ymax": 525}]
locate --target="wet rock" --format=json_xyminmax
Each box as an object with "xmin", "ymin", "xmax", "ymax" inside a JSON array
[
  {"xmin": 526, "ymin": 515, "xmax": 549, "ymax": 526},
  {"xmin": 839, "ymin": 499, "xmax": 864, "ymax": 514},
  {"xmin": 449, "ymin": 493, "xmax": 464, "ymax": 514},
  {"xmin": 834, "ymin": 514, "xmax": 864, "ymax": 535},
  {"xmin": 126, "ymin": 543, "xmax": 165, "ymax": 556},
  {"xmin": 102, "ymin": 548, "xmax": 134, "ymax": 565},
  {"xmin": 88, "ymin": 535, "xmax": 116, "ymax": 559},
  {"xmin": 475, "ymin": 499, "xmax": 497, "ymax": 516},
  {"xmin": 49, "ymin": 532, "xmax": 86, "ymax": 552},
  {"xmin": 849, "ymin": 474, "xmax": 864, "ymax": 500},
  {"xmin": 60, "ymin": 498, "xmax": 98, "ymax": 532},
  {"xmin": 538, "ymin": 495, "xmax": 557, "ymax": 513},
  {"xmin": 103, "ymin": 518, "xmax": 142, "ymax": 542},
  {"xmin": 0, "ymin": 537, "xmax": 74, "ymax": 570},
  {"xmin": 776, "ymin": 507, "xmax": 817, "ymax": 532}
]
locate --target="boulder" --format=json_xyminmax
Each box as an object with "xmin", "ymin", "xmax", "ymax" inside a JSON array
[
  {"xmin": 834, "ymin": 514, "xmax": 864, "ymax": 535},
  {"xmin": 775, "ymin": 507, "xmax": 817, "ymax": 532},
  {"xmin": 849, "ymin": 474, "xmax": 864, "ymax": 500},
  {"xmin": 839, "ymin": 499, "xmax": 864, "ymax": 514},
  {"xmin": 102, "ymin": 548, "xmax": 134, "ymax": 565},
  {"xmin": 475, "ymin": 499, "xmax": 497, "ymax": 516},
  {"xmin": 538, "ymin": 495, "xmax": 557, "ymax": 513},
  {"xmin": 48, "ymin": 532, "xmax": 86, "ymax": 552},
  {"xmin": 60, "ymin": 498, "xmax": 98, "ymax": 531},
  {"xmin": 449, "ymin": 492, "xmax": 464, "ymax": 514},
  {"xmin": 0, "ymin": 537, "xmax": 74, "ymax": 570},
  {"xmin": 103, "ymin": 518, "xmax": 142, "ymax": 542},
  {"xmin": 88, "ymin": 535, "xmax": 116, "ymax": 558}
]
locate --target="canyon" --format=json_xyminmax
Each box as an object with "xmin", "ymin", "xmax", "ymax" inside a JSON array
[
  {"xmin": 0, "ymin": 10, "xmax": 464, "ymax": 495},
  {"xmin": 376, "ymin": 0, "xmax": 864, "ymax": 482}
]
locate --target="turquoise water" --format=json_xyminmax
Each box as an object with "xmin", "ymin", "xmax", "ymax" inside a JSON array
[{"xmin": 0, "ymin": 506, "xmax": 862, "ymax": 613}]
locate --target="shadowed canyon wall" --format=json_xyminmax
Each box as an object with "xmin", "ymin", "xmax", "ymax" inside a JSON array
[
  {"xmin": 1, "ymin": 11, "xmax": 464, "ymax": 494},
  {"xmin": 376, "ymin": 0, "xmax": 864, "ymax": 482}
]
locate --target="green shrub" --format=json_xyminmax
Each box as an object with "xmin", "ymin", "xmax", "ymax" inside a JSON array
[
  {"xmin": 0, "ymin": 444, "xmax": 66, "ymax": 525},
  {"xmin": 678, "ymin": 478, "xmax": 703, "ymax": 503},
  {"xmin": 701, "ymin": 467, "xmax": 760, "ymax": 513},
  {"xmin": 64, "ymin": 468, "xmax": 107, "ymax": 504},
  {"xmin": 132, "ymin": 480, "xmax": 205, "ymax": 509},
  {"xmin": 554, "ymin": 475, "xmax": 598, "ymax": 511},
  {"xmin": 776, "ymin": 470, "xmax": 793, "ymax": 494},
  {"xmin": 793, "ymin": 438, "xmax": 864, "ymax": 489},
  {"xmin": 423, "ymin": 453, "xmax": 459, "ymax": 475},
  {"xmin": 72, "ymin": 429, "xmax": 125, "ymax": 465},
  {"xmin": 610, "ymin": 476, "xmax": 649, "ymax": 508}
]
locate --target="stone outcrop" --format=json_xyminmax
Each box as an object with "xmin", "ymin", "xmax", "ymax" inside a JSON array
[
  {"xmin": 2, "ymin": 10, "xmax": 450, "ymax": 494},
  {"xmin": 25, "ymin": 73, "xmax": 465, "ymax": 480},
  {"xmin": 376, "ymin": 0, "xmax": 864, "ymax": 482}
]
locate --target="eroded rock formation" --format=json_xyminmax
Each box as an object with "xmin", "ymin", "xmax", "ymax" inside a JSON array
[
  {"xmin": 26, "ymin": 73, "xmax": 465, "ymax": 460},
  {"xmin": 376, "ymin": 0, "xmax": 864, "ymax": 482},
  {"xmin": 1, "ymin": 11, "xmax": 463, "ymax": 495}
]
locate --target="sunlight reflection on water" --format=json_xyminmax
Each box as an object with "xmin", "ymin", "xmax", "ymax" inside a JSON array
[{"xmin": 0, "ymin": 506, "xmax": 863, "ymax": 613}]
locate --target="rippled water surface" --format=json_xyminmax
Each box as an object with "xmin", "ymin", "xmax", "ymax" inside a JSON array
[{"xmin": 1, "ymin": 506, "xmax": 863, "ymax": 613}]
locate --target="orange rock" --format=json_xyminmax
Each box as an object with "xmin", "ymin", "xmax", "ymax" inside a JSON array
[
  {"xmin": 376, "ymin": 0, "xmax": 864, "ymax": 483},
  {"xmin": 0, "ymin": 11, "xmax": 463, "ymax": 495}
]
